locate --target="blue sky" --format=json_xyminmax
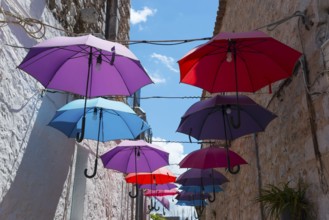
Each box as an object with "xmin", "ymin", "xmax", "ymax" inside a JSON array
[
  {"xmin": 129, "ymin": 1, "xmax": 219, "ymax": 168},
  {"xmin": 128, "ymin": 1, "xmax": 219, "ymax": 217}
]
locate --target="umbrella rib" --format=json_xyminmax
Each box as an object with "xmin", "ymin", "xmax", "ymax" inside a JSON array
[{"xmin": 139, "ymin": 148, "xmax": 156, "ymax": 173}]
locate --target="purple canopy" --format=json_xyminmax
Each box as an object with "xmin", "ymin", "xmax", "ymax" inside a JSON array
[
  {"xmin": 177, "ymin": 94, "xmax": 277, "ymax": 141},
  {"xmin": 139, "ymin": 183, "xmax": 177, "ymax": 190},
  {"xmin": 175, "ymin": 192, "xmax": 210, "ymax": 201},
  {"xmin": 18, "ymin": 34, "xmax": 153, "ymax": 97},
  {"xmin": 100, "ymin": 140, "xmax": 169, "ymax": 173},
  {"xmin": 155, "ymin": 197, "xmax": 170, "ymax": 211},
  {"xmin": 176, "ymin": 168, "xmax": 229, "ymax": 186}
]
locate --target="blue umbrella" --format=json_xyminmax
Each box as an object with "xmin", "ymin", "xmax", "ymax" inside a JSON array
[
  {"xmin": 48, "ymin": 97, "xmax": 150, "ymax": 178},
  {"xmin": 179, "ymin": 185, "xmax": 223, "ymax": 194}
]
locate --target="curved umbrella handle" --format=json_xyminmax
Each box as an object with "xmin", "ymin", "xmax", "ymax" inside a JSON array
[
  {"xmin": 84, "ymin": 158, "xmax": 98, "ymax": 178},
  {"xmin": 225, "ymin": 146, "xmax": 241, "ymax": 174},
  {"xmin": 208, "ymin": 169, "xmax": 216, "ymax": 203},
  {"xmin": 147, "ymin": 204, "xmax": 153, "ymax": 211},
  {"xmin": 228, "ymin": 165, "xmax": 241, "ymax": 174},
  {"xmin": 129, "ymin": 184, "xmax": 139, "ymax": 198},
  {"xmin": 229, "ymin": 105, "xmax": 241, "ymax": 129},
  {"xmin": 154, "ymin": 201, "xmax": 160, "ymax": 211},
  {"xmin": 162, "ymin": 207, "xmax": 166, "ymax": 216},
  {"xmin": 76, "ymin": 116, "xmax": 86, "ymax": 142}
]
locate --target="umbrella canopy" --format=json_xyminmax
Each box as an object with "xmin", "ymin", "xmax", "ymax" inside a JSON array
[
  {"xmin": 100, "ymin": 140, "xmax": 169, "ymax": 198},
  {"xmin": 144, "ymin": 189, "xmax": 179, "ymax": 197},
  {"xmin": 178, "ymin": 30, "xmax": 301, "ymax": 93},
  {"xmin": 156, "ymin": 197, "xmax": 170, "ymax": 211},
  {"xmin": 179, "ymin": 146, "xmax": 248, "ymax": 171},
  {"xmin": 139, "ymin": 183, "xmax": 177, "ymax": 190},
  {"xmin": 18, "ymin": 34, "xmax": 153, "ymax": 97},
  {"xmin": 48, "ymin": 97, "xmax": 150, "ymax": 178},
  {"xmin": 176, "ymin": 168, "xmax": 228, "ymax": 186},
  {"xmin": 177, "ymin": 94, "xmax": 277, "ymax": 141},
  {"xmin": 175, "ymin": 192, "xmax": 210, "ymax": 201},
  {"xmin": 100, "ymin": 140, "xmax": 169, "ymax": 173},
  {"xmin": 125, "ymin": 167, "xmax": 176, "ymax": 184},
  {"xmin": 179, "ymin": 185, "xmax": 223, "ymax": 194},
  {"xmin": 48, "ymin": 97, "xmax": 150, "ymax": 141},
  {"xmin": 176, "ymin": 168, "xmax": 228, "ymax": 203}
]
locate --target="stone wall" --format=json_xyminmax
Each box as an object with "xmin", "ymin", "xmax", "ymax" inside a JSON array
[
  {"xmin": 0, "ymin": 0, "xmax": 133, "ymax": 219},
  {"xmin": 203, "ymin": 0, "xmax": 329, "ymax": 219}
]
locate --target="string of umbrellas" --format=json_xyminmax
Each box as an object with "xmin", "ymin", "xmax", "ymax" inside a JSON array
[{"xmin": 17, "ymin": 30, "xmax": 302, "ymax": 218}]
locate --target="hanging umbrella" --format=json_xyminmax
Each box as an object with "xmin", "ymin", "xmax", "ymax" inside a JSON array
[
  {"xmin": 176, "ymin": 168, "xmax": 228, "ymax": 203},
  {"xmin": 175, "ymin": 192, "xmax": 210, "ymax": 201},
  {"xmin": 100, "ymin": 140, "xmax": 169, "ymax": 198},
  {"xmin": 177, "ymin": 94, "xmax": 275, "ymax": 173},
  {"xmin": 144, "ymin": 188, "xmax": 179, "ymax": 197},
  {"xmin": 155, "ymin": 197, "xmax": 170, "ymax": 215},
  {"xmin": 179, "ymin": 146, "xmax": 248, "ymax": 174},
  {"xmin": 19, "ymin": 34, "xmax": 153, "ymax": 142},
  {"xmin": 48, "ymin": 97, "xmax": 150, "ymax": 178},
  {"xmin": 178, "ymin": 30, "xmax": 301, "ymax": 93},
  {"xmin": 139, "ymin": 183, "xmax": 177, "ymax": 190},
  {"xmin": 125, "ymin": 167, "xmax": 176, "ymax": 184},
  {"xmin": 177, "ymin": 94, "xmax": 276, "ymax": 141},
  {"xmin": 179, "ymin": 185, "xmax": 223, "ymax": 194}
]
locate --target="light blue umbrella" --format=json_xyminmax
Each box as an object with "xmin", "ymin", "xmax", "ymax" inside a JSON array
[
  {"xmin": 48, "ymin": 97, "xmax": 150, "ymax": 178},
  {"xmin": 179, "ymin": 185, "xmax": 223, "ymax": 194}
]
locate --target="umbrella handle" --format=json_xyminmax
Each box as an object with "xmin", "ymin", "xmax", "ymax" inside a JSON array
[
  {"xmin": 228, "ymin": 165, "xmax": 240, "ymax": 174},
  {"xmin": 84, "ymin": 158, "xmax": 98, "ymax": 178},
  {"xmin": 163, "ymin": 207, "xmax": 166, "ymax": 216},
  {"xmin": 76, "ymin": 116, "xmax": 86, "ymax": 142},
  {"xmin": 194, "ymin": 210, "xmax": 199, "ymax": 219},
  {"xmin": 129, "ymin": 184, "xmax": 139, "ymax": 198},
  {"xmin": 208, "ymin": 187, "xmax": 216, "ymax": 203},
  {"xmin": 229, "ymin": 105, "xmax": 241, "ymax": 129}
]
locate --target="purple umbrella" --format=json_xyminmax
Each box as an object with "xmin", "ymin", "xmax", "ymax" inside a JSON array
[
  {"xmin": 19, "ymin": 34, "xmax": 153, "ymax": 142},
  {"xmin": 175, "ymin": 192, "xmax": 210, "ymax": 201},
  {"xmin": 177, "ymin": 94, "xmax": 276, "ymax": 173},
  {"xmin": 139, "ymin": 183, "xmax": 177, "ymax": 190},
  {"xmin": 100, "ymin": 140, "xmax": 169, "ymax": 198},
  {"xmin": 177, "ymin": 94, "xmax": 276, "ymax": 141},
  {"xmin": 176, "ymin": 168, "xmax": 229, "ymax": 203},
  {"xmin": 155, "ymin": 197, "xmax": 170, "ymax": 215}
]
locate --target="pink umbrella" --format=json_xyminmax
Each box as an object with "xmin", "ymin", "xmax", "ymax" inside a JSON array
[
  {"xmin": 179, "ymin": 146, "xmax": 248, "ymax": 173},
  {"xmin": 144, "ymin": 188, "xmax": 179, "ymax": 197}
]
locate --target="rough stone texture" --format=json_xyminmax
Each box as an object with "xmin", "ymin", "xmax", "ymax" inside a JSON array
[
  {"xmin": 0, "ymin": 0, "xmax": 134, "ymax": 219},
  {"xmin": 203, "ymin": 1, "xmax": 329, "ymax": 220}
]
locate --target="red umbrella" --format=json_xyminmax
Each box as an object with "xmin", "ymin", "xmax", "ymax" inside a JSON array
[
  {"xmin": 179, "ymin": 146, "xmax": 248, "ymax": 174},
  {"xmin": 178, "ymin": 30, "xmax": 302, "ymax": 93},
  {"xmin": 125, "ymin": 167, "xmax": 176, "ymax": 184}
]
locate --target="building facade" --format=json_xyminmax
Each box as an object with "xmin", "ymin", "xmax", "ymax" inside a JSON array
[
  {"xmin": 202, "ymin": 0, "xmax": 329, "ymax": 219},
  {"xmin": 0, "ymin": 0, "xmax": 141, "ymax": 219}
]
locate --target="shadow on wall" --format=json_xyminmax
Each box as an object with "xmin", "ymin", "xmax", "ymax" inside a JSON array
[{"xmin": 0, "ymin": 93, "xmax": 76, "ymax": 220}]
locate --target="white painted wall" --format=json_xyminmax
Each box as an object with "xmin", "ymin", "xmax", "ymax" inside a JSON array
[{"xmin": 0, "ymin": 1, "xmax": 133, "ymax": 219}]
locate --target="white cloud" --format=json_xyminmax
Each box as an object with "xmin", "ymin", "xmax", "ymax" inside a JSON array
[
  {"xmin": 130, "ymin": 7, "xmax": 157, "ymax": 25},
  {"xmin": 150, "ymin": 73, "xmax": 166, "ymax": 84},
  {"xmin": 152, "ymin": 137, "xmax": 186, "ymax": 176},
  {"xmin": 151, "ymin": 53, "xmax": 179, "ymax": 73}
]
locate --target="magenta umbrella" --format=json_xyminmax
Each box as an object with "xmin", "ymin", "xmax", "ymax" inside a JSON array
[
  {"xmin": 179, "ymin": 146, "xmax": 248, "ymax": 174},
  {"xmin": 100, "ymin": 140, "xmax": 169, "ymax": 198},
  {"xmin": 18, "ymin": 34, "xmax": 153, "ymax": 142}
]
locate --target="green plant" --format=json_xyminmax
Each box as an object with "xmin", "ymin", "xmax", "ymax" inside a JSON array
[
  {"xmin": 150, "ymin": 213, "xmax": 166, "ymax": 220},
  {"xmin": 255, "ymin": 180, "xmax": 312, "ymax": 220}
]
